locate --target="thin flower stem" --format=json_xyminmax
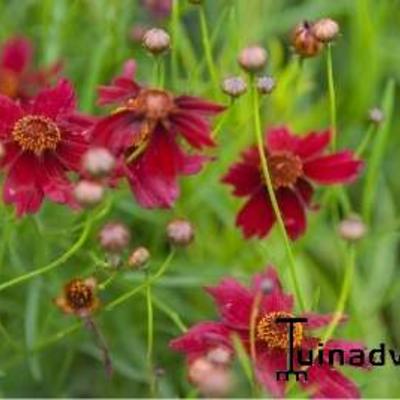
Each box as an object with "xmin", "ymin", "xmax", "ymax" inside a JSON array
[
  {"xmin": 212, "ymin": 98, "xmax": 234, "ymax": 138},
  {"xmin": 0, "ymin": 213, "xmax": 93, "ymax": 293},
  {"xmin": 321, "ymin": 244, "xmax": 356, "ymax": 344},
  {"xmin": 326, "ymin": 44, "xmax": 337, "ymax": 150},
  {"xmin": 170, "ymin": 0, "xmax": 179, "ymax": 88},
  {"xmin": 356, "ymin": 123, "xmax": 375, "ymax": 157},
  {"xmin": 145, "ymin": 270, "xmax": 156, "ymax": 397},
  {"xmin": 198, "ymin": 5, "xmax": 219, "ymax": 92},
  {"xmin": 252, "ymin": 84, "xmax": 306, "ymax": 312},
  {"xmin": 152, "ymin": 295, "xmax": 187, "ymax": 333}
]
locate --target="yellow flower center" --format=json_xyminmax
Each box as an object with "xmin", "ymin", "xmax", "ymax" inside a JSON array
[
  {"xmin": 267, "ymin": 152, "xmax": 303, "ymax": 189},
  {"xmin": 12, "ymin": 115, "xmax": 61, "ymax": 156},
  {"xmin": 257, "ymin": 311, "xmax": 303, "ymax": 349}
]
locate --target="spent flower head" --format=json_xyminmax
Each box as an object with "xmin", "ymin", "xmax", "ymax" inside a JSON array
[
  {"xmin": 291, "ymin": 21, "xmax": 324, "ymax": 58},
  {"xmin": 128, "ymin": 246, "xmax": 151, "ymax": 269}
]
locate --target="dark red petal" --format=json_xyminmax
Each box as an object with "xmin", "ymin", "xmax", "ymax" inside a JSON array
[
  {"xmin": 1, "ymin": 36, "xmax": 32, "ymax": 74},
  {"xmin": 276, "ymin": 188, "xmax": 307, "ymax": 240},
  {"xmin": 295, "ymin": 130, "xmax": 331, "ymax": 160},
  {"xmin": 324, "ymin": 339, "xmax": 370, "ymax": 369},
  {"xmin": 294, "ymin": 178, "xmax": 314, "ymax": 207},
  {"xmin": 300, "ymin": 313, "xmax": 347, "ymax": 330},
  {"xmin": 124, "ymin": 129, "xmax": 182, "ymax": 208},
  {"xmin": 303, "ymin": 151, "xmax": 364, "ymax": 184},
  {"xmin": 56, "ymin": 130, "xmax": 88, "ymax": 171},
  {"xmin": 205, "ymin": 278, "xmax": 253, "ymax": 330},
  {"xmin": 252, "ymin": 266, "xmax": 284, "ymax": 293},
  {"xmin": 222, "ymin": 160, "xmax": 261, "ymax": 197},
  {"xmin": 266, "ymin": 126, "xmax": 299, "ymax": 153},
  {"xmin": 31, "ymin": 78, "xmax": 76, "ymax": 119},
  {"xmin": 236, "ymin": 189, "xmax": 276, "ymax": 239},
  {"xmin": 169, "ymin": 322, "xmax": 231, "ymax": 361},
  {"xmin": 301, "ymin": 364, "xmax": 361, "ymax": 399},
  {"xmin": 175, "ymin": 95, "xmax": 226, "ymax": 114},
  {"xmin": 0, "ymin": 95, "xmax": 24, "ymax": 139},
  {"xmin": 171, "ymin": 112, "xmax": 215, "ymax": 149},
  {"xmin": 3, "ymin": 153, "xmax": 43, "ymax": 216},
  {"xmin": 255, "ymin": 350, "xmax": 287, "ymax": 398}
]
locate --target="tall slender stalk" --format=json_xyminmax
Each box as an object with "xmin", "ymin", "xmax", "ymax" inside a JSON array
[
  {"xmin": 326, "ymin": 44, "xmax": 337, "ymax": 150},
  {"xmin": 145, "ymin": 270, "xmax": 156, "ymax": 396},
  {"xmin": 252, "ymin": 84, "xmax": 306, "ymax": 311}
]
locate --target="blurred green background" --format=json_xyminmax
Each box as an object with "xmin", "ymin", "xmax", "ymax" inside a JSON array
[{"xmin": 0, "ymin": 0, "xmax": 400, "ymax": 397}]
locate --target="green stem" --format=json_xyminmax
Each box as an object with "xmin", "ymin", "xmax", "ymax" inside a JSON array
[
  {"xmin": 326, "ymin": 44, "xmax": 337, "ymax": 149},
  {"xmin": 198, "ymin": 5, "xmax": 219, "ymax": 91},
  {"xmin": 321, "ymin": 244, "xmax": 356, "ymax": 344},
  {"xmin": 145, "ymin": 270, "xmax": 156, "ymax": 396},
  {"xmin": 170, "ymin": 0, "xmax": 179, "ymax": 88},
  {"xmin": 356, "ymin": 123, "xmax": 375, "ymax": 157},
  {"xmin": 252, "ymin": 84, "xmax": 306, "ymax": 311},
  {"xmin": 152, "ymin": 296, "xmax": 187, "ymax": 333},
  {"xmin": 0, "ymin": 214, "xmax": 94, "ymax": 293}
]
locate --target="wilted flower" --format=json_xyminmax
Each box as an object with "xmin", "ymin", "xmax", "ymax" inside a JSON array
[
  {"xmin": 0, "ymin": 79, "xmax": 91, "ymax": 216},
  {"xmin": 312, "ymin": 18, "xmax": 340, "ymax": 43},
  {"xmin": 99, "ymin": 222, "xmax": 131, "ymax": 253},
  {"xmin": 338, "ymin": 215, "xmax": 367, "ymax": 242},
  {"xmin": 166, "ymin": 218, "xmax": 195, "ymax": 246},
  {"xmin": 368, "ymin": 107, "xmax": 384, "ymax": 125},
  {"xmin": 256, "ymin": 75, "xmax": 276, "ymax": 95},
  {"xmin": 128, "ymin": 246, "xmax": 151, "ymax": 269},
  {"xmin": 82, "ymin": 147, "xmax": 115, "ymax": 178},
  {"xmin": 0, "ymin": 36, "xmax": 61, "ymax": 101},
  {"xmin": 221, "ymin": 76, "xmax": 247, "ymax": 98},
  {"xmin": 142, "ymin": 28, "xmax": 171, "ymax": 55},
  {"xmin": 291, "ymin": 21, "xmax": 324, "ymax": 58},
  {"xmin": 55, "ymin": 277, "xmax": 99, "ymax": 317},
  {"xmin": 91, "ymin": 59, "xmax": 225, "ymax": 208},
  {"xmin": 237, "ymin": 45, "xmax": 268, "ymax": 72},
  {"xmin": 222, "ymin": 126, "xmax": 363, "ymax": 240},
  {"xmin": 170, "ymin": 266, "xmax": 369, "ymax": 398},
  {"xmin": 74, "ymin": 180, "xmax": 104, "ymax": 208}
]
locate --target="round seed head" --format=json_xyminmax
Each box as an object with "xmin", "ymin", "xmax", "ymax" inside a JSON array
[
  {"xmin": 142, "ymin": 28, "xmax": 171, "ymax": 54},
  {"xmin": 99, "ymin": 222, "xmax": 131, "ymax": 253},
  {"xmin": 221, "ymin": 76, "xmax": 247, "ymax": 98},
  {"xmin": 128, "ymin": 246, "xmax": 151, "ymax": 269},
  {"xmin": 256, "ymin": 75, "xmax": 276, "ymax": 95},
  {"xmin": 237, "ymin": 45, "xmax": 268, "ymax": 72},
  {"xmin": 83, "ymin": 147, "xmax": 115, "ymax": 178},
  {"xmin": 368, "ymin": 107, "xmax": 384, "ymax": 125},
  {"xmin": 291, "ymin": 21, "xmax": 324, "ymax": 58},
  {"xmin": 312, "ymin": 18, "xmax": 340, "ymax": 43},
  {"xmin": 338, "ymin": 215, "xmax": 367, "ymax": 242},
  {"xmin": 74, "ymin": 180, "xmax": 104, "ymax": 208},
  {"xmin": 166, "ymin": 218, "xmax": 195, "ymax": 247}
]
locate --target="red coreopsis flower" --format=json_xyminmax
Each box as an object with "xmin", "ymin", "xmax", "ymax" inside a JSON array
[
  {"xmin": 0, "ymin": 79, "xmax": 90, "ymax": 216},
  {"xmin": 222, "ymin": 126, "xmax": 363, "ymax": 240},
  {"xmin": 90, "ymin": 59, "xmax": 225, "ymax": 208},
  {"xmin": 170, "ymin": 266, "xmax": 369, "ymax": 398},
  {"xmin": 0, "ymin": 36, "xmax": 62, "ymax": 102}
]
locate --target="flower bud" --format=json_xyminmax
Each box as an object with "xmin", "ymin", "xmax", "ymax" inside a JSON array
[
  {"xmin": 256, "ymin": 75, "xmax": 276, "ymax": 95},
  {"xmin": 166, "ymin": 218, "xmax": 195, "ymax": 247},
  {"xmin": 74, "ymin": 180, "xmax": 104, "ymax": 208},
  {"xmin": 368, "ymin": 107, "xmax": 384, "ymax": 125},
  {"xmin": 128, "ymin": 246, "xmax": 151, "ymax": 269},
  {"xmin": 221, "ymin": 76, "xmax": 247, "ymax": 98},
  {"xmin": 83, "ymin": 147, "xmax": 115, "ymax": 178},
  {"xmin": 338, "ymin": 215, "xmax": 367, "ymax": 242},
  {"xmin": 206, "ymin": 347, "xmax": 232, "ymax": 366},
  {"xmin": 237, "ymin": 46, "xmax": 268, "ymax": 73},
  {"xmin": 291, "ymin": 21, "xmax": 323, "ymax": 58},
  {"xmin": 312, "ymin": 18, "xmax": 340, "ymax": 43},
  {"xmin": 142, "ymin": 28, "xmax": 170, "ymax": 54},
  {"xmin": 99, "ymin": 222, "xmax": 131, "ymax": 253}
]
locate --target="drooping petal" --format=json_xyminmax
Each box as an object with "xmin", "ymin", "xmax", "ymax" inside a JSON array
[
  {"xmin": 175, "ymin": 95, "xmax": 226, "ymax": 114},
  {"xmin": 56, "ymin": 130, "xmax": 89, "ymax": 171},
  {"xmin": 31, "ymin": 78, "xmax": 76, "ymax": 119},
  {"xmin": 169, "ymin": 322, "xmax": 231, "ymax": 361},
  {"xmin": 0, "ymin": 95, "xmax": 24, "ymax": 139},
  {"xmin": 294, "ymin": 178, "xmax": 314, "ymax": 207},
  {"xmin": 3, "ymin": 153, "xmax": 43, "ymax": 216},
  {"xmin": 255, "ymin": 350, "xmax": 287, "ymax": 398},
  {"xmin": 295, "ymin": 130, "xmax": 331, "ymax": 160},
  {"xmin": 236, "ymin": 189, "xmax": 276, "ymax": 239},
  {"xmin": 266, "ymin": 126, "xmax": 299, "ymax": 153},
  {"xmin": 301, "ymin": 364, "xmax": 361, "ymax": 399},
  {"xmin": 303, "ymin": 151, "xmax": 363, "ymax": 184},
  {"xmin": 222, "ymin": 160, "xmax": 261, "ymax": 197},
  {"xmin": 1, "ymin": 36, "xmax": 32, "ymax": 74},
  {"xmin": 276, "ymin": 188, "xmax": 306, "ymax": 240},
  {"xmin": 205, "ymin": 278, "xmax": 253, "ymax": 330},
  {"xmin": 172, "ymin": 111, "xmax": 215, "ymax": 149}
]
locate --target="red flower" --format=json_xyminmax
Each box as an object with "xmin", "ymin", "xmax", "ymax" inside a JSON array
[
  {"xmin": 170, "ymin": 266, "xmax": 369, "ymax": 398},
  {"xmin": 222, "ymin": 126, "xmax": 363, "ymax": 240},
  {"xmin": 90, "ymin": 60, "xmax": 225, "ymax": 208},
  {"xmin": 0, "ymin": 36, "xmax": 62, "ymax": 102},
  {"xmin": 0, "ymin": 79, "xmax": 90, "ymax": 216}
]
